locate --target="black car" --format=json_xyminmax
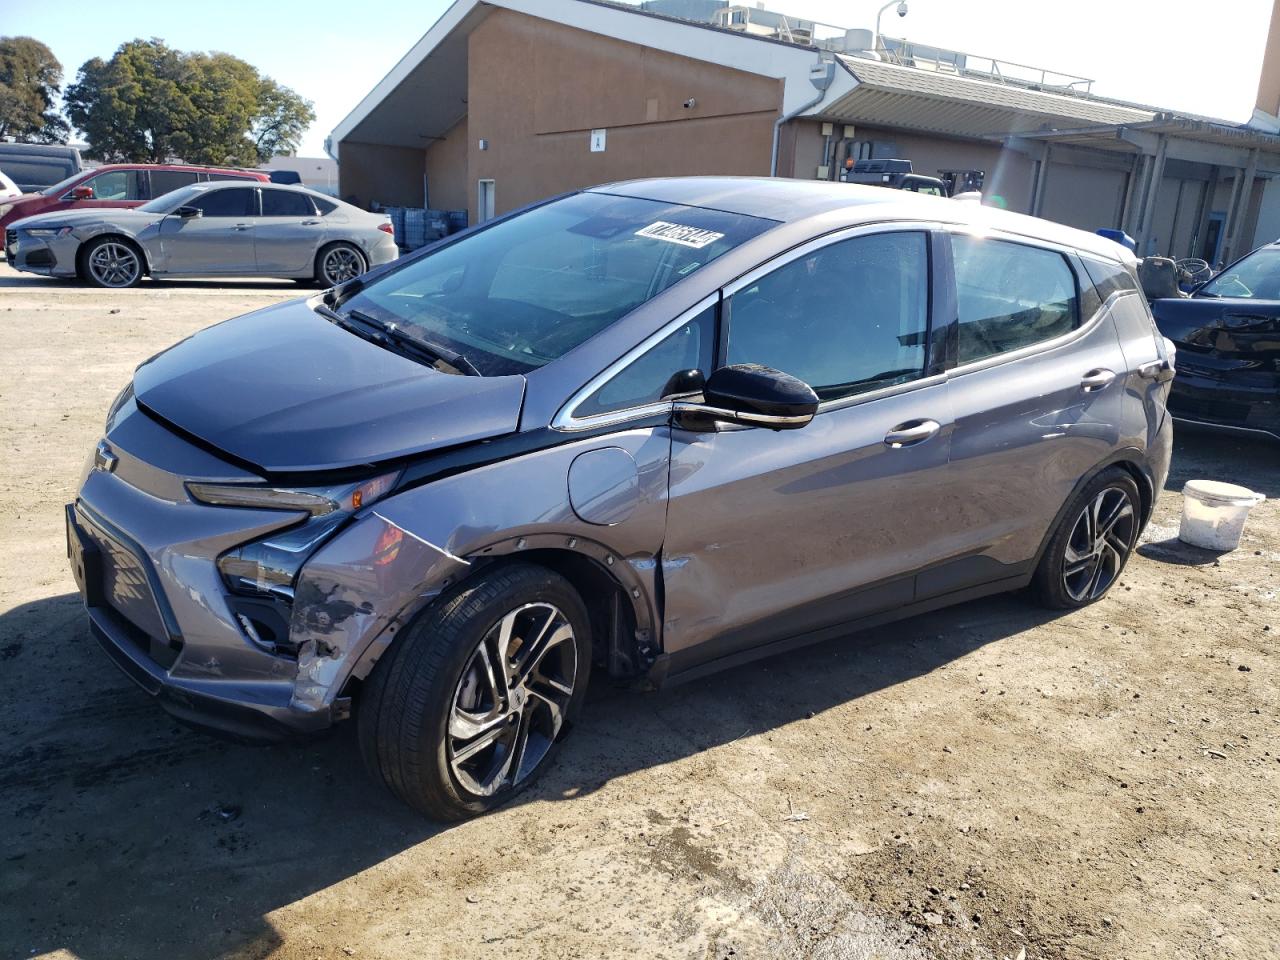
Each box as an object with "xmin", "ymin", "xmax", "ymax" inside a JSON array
[{"xmin": 1150, "ymin": 242, "xmax": 1280, "ymax": 439}]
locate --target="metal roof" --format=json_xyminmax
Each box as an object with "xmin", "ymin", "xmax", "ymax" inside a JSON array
[
  {"xmin": 1008, "ymin": 116, "xmax": 1280, "ymax": 155},
  {"xmin": 819, "ymin": 56, "xmax": 1155, "ymax": 137}
]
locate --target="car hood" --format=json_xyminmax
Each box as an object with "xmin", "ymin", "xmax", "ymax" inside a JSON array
[
  {"xmin": 131, "ymin": 299, "xmax": 527, "ymax": 474},
  {"xmin": 1151, "ymin": 296, "xmax": 1280, "ymax": 361},
  {"xmin": 11, "ymin": 206, "xmax": 155, "ymax": 231}
]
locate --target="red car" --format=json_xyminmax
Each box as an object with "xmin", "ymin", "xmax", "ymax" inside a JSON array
[{"xmin": 0, "ymin": 163, "xmax": 270, "ymax": 233}]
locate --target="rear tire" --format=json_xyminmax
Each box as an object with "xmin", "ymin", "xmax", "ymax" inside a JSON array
[
  {"xmin": 314, "ymin": 242, "xmax": 366, "ymax": 287},
  {"xmin": 357, "ymin": 563, "xmax": 592, "ymax": 820},
  {"xmin": 1032, "ymin": 468, "xmax": 1141, "ymax": 609}
]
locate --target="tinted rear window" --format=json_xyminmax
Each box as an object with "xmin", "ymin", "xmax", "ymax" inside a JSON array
[
  {"xmin": 260, "ymin": 189, "xmax": 314, "ymax": 216},
  {"xmin": 149, "ymin": 169, "xmax": 200, "ymax": 199},
  {"xmin": 1082, "ymin": 257, "xmax": 1139, "ymax": 301}
]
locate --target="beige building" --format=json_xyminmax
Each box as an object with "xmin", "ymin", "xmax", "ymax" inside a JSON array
[{"xmin": 330, "ymin": 0, "xmax": 1280, "ymax": 265}]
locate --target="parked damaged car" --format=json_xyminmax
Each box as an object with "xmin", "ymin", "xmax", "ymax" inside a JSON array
[
  {"xmin": 1148, "ymin": 242, "xmax": 1280, "ymax": 440},
  {"xmin": 68, "ymin": 178, "xmax": 1175, "ymax": 819},
  {"xmin": 6, "ymin": 180, "xmax": 397, "ymax": 288}
]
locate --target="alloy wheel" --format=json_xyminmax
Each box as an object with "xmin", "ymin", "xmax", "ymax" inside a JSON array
[
  {"xmin": 88, "ymin": 242, "xmax": 141, "ymax": 287},
  {"xmin": 447, "ymin": 602, "xmax": 578, "ymax": 798},
  {"xmin": 1062, "ymin": 486, "xmax": 1136, "ymax": 602},
  {"xmin": 321, "ymin": 246, "xmax": 363, "ymax": 285}
]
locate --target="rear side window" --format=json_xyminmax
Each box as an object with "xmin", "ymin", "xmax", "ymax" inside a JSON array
[
  {"xmin": 204, "ymin": 171, "xmax": 258, "ymax": 182},
  {"xmin": 952, "ymin": 235, "xmax": 1078, "ymax": 364},
  {"xmin": 189, "ymin": 188, "xmax": 254, "ymax": 217},
  {"xmin": 1082, "ymin": 257, "xmax": 1139, "ymax": 301},
  {"xmin": 149, "ymin": 169, "xmax": 200, "ymax": 199},
  {"xmin": 726, "ymin": 231, "xmax": 930, "ymax": 401},
  {"xmin": 260, "ymin": 189, "xmax": 314, "ymax": 216},
  {"xmin": 573, "ymin": 305, "xmax": 715, "ymax": 418}
]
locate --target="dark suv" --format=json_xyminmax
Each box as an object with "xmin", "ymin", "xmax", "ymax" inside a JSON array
[
  {"xmin": 67, "ymin": 178, "xmax": 1175, "ymax": 819},
  {"xmin": 0, "ymin": 163, "xmax": 269, "ymax": 234}
]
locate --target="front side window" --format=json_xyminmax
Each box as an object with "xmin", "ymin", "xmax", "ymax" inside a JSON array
[
  {"xmin": 188, "ymin": 188, "xmax": 255, "ymax": 218},
  {"xmin": 725, "ymin": 231, "xmax": 930, "ymax": 402},
  {"xmin": 80, "ymin": 170, "xmax": 140, "ymax": 201},
  {"xmin": 1198, "ymin": 246, "xmax": 1280, "ymax": 300},
  {"xmin": 341, "ymin": 192, "xmax": 774, "ymax": 376},
  {"xmin": 260, "ymin": 189, "xmax": 314, "ymax": 217},
  {"xmin": 149, "ymin": 169, "xmax": 200, "ymax": 199},
  {"xmin": 952, "ymin": 235, "xmax": 1078, "ymax": 364},
  {"xmin": 573, "ymin": 305, "xmax": 714, "ymax": 418}
]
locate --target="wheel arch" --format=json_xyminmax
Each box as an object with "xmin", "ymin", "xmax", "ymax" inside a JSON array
[
  {"xmin": 76, "ymin": 231, "xmax": 151, "ymax": 279},
  {"xmin": 1029, "ymin": 448, "xmax": 1154, "ymax": 574}
]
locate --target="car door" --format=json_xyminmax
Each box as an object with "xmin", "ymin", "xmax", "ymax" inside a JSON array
[
  {"xmin": 156, "ymin": 186, "xmax": 257, "ymax": 274},
  {"xmin": 254, "ymin": 188, "xmax": 326, "ymax": 274},
  {"xmin": 939, "ymin": 230, "xmax": 1130, "ymax": 584},
  {"xmin": 146, "ymin": 168, "xmax": 200, "ymax": 202},
  {"xmin": 660, "ymin": 225, "xmax": 955, "ymax": 672}
]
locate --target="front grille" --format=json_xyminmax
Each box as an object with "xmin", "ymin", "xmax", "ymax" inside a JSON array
[{"xmin": 3, "ymin": 229, "xmax": 15, "ymax": 260}]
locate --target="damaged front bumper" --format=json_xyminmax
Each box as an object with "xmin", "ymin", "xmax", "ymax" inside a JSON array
[{"xmin": 68, "ymin": 403, "xmax": 468, "ymax": 742}]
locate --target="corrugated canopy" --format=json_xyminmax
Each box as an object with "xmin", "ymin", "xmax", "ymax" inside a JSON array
[{"xmin": 821, "ymin": 56, "xmax": 1154, "ymax": 137}]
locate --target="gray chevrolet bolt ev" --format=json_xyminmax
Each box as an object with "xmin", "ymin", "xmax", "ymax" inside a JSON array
[{"xmin": 68, "ymin": 178, "xmax": 1174, "ymax": 819}]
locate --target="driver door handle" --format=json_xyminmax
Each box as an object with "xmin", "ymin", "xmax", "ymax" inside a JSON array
[
  {"xmin": 884, "ymin": 419, "xmax": 941, "ymax": 448},
  {"xmin": 233, "ymin": 223, "xmax": 252, "ymax": 231},
  {"xmin": 301, "ymin": 219, "xmax": 321, "ymax": 225},
  {"xmin": 1080, "ymin": 369, "xmax": 1116, "ymax": 392}
]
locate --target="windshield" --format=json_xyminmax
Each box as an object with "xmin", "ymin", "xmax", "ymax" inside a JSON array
[
  {"xmin": 40, "ymin": 171, "xmax": 87, "ymax": 197},
  {"xmin": 138, "ymin": 184, "xmax": 205, "ymax": 213},
  {"xmin": 340, "ymin": 192, "xmax": 775, "ymax": 376},
  {"xmin": 1199, "ymin": 247, "xmax": 1280, "ymax": 299}
]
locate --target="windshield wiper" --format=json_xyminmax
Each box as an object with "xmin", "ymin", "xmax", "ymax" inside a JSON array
[{"xmin": 346, "ymin": 308, "xmax": 482, "ymax": 377}]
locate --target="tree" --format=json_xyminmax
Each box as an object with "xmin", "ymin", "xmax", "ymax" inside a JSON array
[
  {"xmin": 0, "ymin": 36, "xmax": 70, "ymax": 142},
  {"xmin": 64, "ymin": 39, "xmax": 314, "ymax": 165}
]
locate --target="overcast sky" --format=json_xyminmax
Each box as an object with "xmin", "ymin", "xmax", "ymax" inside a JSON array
[{"xmin": 6, "ymin": 0, "xmax": 1274, "ymax": 157}]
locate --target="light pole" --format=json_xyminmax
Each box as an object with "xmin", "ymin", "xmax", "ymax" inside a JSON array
[{"xmin": 874, "ymin": 1, "xmax": 908, "ymax": 52}]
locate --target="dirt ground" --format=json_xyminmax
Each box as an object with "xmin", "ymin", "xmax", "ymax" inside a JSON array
[{"xmin": 1, "ymin": 264, "xmax": 1276, "ymax": 960}]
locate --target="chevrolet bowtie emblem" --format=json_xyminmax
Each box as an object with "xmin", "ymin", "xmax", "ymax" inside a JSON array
[{"xmin": 94, "ymin": 440, "xmax": 118, "ymax": 473}]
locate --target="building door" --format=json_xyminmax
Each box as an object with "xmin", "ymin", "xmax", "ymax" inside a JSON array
[
  {"xmin": 478, "ymin": 179, "xmax": 495, "ymax": 223},
  {"xmin": 1201, "ymin": 212, "xmax": 1226, "ymax": 266}
]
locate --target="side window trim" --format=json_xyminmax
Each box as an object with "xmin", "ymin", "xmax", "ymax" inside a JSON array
[
  {"xmin": 941, "ymin": 228, "xmax": 1106, "ymax": 377},
  {"xmin": 553, "ymin": 293, "xmax": 720, "ymax": 432},
  {"xmin": 718, "ymin": 221, "xmax": 941, "ymax": 412}
]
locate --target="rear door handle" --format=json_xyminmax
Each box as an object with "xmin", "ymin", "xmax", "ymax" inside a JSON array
[
  {"xmin": 1080, "ymin": 369, "xmax": 1116, "ymax": 392},
  {"xmin": 301, "ymin": 219, "xmax": 321, "ymax": 225},
  {"xmin": 884, "ymin": 419, "xmax": 941, "ymax": 448},
  {"xmin": 1138, "ymin": 359, "xmax": 1175, "ymax": 382},
  {"xmin": 234, "ymin": 223, "xmax": 252, "ymax": 231}
]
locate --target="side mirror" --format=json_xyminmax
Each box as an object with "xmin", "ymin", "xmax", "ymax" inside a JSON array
[
  {"xmin": 660, "ymin": 368, "xmax": 705, "ymax": 399},
  {"xmin": 70, "ymin": 185, "xmax": 94, "ymax": 200},
  {"xmin": 674, "ymin": 363, "xmax": 818, "ymax": 430},
  {"xmin": 175, "ymin": 205, "xmax": 203, "ymax": 220}
]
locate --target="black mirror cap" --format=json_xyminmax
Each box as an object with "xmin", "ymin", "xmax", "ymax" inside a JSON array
[
  {"xmin": 660, "ymin": 368, "xmax": 706, "ymax": 399},
  {"xmin": 176, "ymin": 205, "xmax": 202, "ymax": 219},
  {"xmin": 704, "ymin": 364, "xmax": 819, "ymax": 418}
]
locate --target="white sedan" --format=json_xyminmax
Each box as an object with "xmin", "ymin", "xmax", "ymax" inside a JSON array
[{"xmin": 5, "ymin": 180, "xmax": 399, "ymax": 288}]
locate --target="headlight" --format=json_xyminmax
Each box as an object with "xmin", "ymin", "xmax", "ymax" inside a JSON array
[
  {"xmin": 24, "ymin": 226, "xmax": 74, "ymax": 238},
  {"xmin": 105, "ymin": 382, "xmax": 134, "ymax": 429},
  {"xmin": 187, "ymin": 470, "xmax": 401, "ymax": 598}
]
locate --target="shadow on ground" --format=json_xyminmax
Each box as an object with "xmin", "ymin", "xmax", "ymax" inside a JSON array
[
  {"xmin": 2, "ymin": 432, "xmax": 1274, "ymax": 959},
  {"xmin": 1, "ymin": 584, "xmax": 1058, "ymax": 959}
]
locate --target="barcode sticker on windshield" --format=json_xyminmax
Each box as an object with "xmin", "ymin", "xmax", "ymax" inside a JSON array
[{"xmin": 635, "ymin": 221, "xmax": 725, "ymax": 249}]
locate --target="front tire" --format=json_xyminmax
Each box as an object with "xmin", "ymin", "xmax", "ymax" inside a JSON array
[
  {"xmin": 358, "ymin": 563, "xmax": 592, "ymax": 820},
  {"xmin": 1032, "ymin": 468, "xmax": 1141, "ymax": 609},
  {"xmin": 80, "ymin": 236, "xmax": 143, "ymax": 288},
  {"xmin": 315, "ymin": 242, "xmax": 366, "ymax": 287}
]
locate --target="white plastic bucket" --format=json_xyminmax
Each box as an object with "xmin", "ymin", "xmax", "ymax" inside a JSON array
[{"xmin": 1178, "ymin": 480, "xmax": 1266, "ymax": 551}]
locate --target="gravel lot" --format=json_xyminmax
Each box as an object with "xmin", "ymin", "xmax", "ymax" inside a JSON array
[{"xmin": 1, "ymin": 263, "xmax": 1277, "ymax": 960}]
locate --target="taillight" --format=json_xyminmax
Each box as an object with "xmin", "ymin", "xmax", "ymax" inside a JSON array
[{"xmin": 378, "ymin": 222, "xmax": 394, "ymax": 235}]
